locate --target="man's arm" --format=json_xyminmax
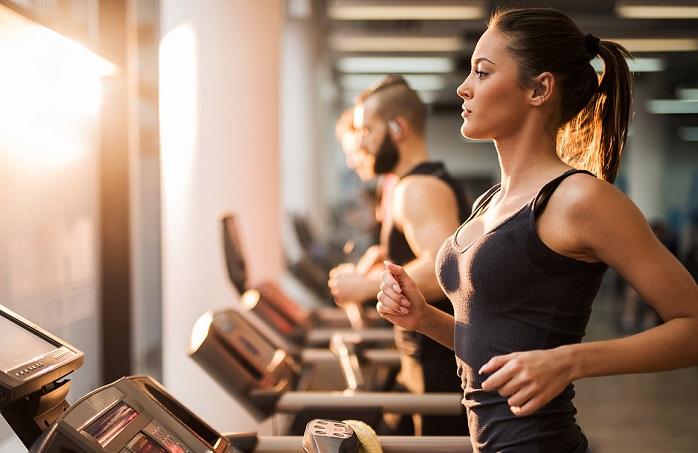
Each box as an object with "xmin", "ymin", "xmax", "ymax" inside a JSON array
[{"xmin": 393, "ymin": 175, "xmax": 461, "ymax": 301}]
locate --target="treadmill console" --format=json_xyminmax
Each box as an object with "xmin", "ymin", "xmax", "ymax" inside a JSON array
[
  {"xmin": 31, "ymin": 376, "xmax": 239, "ymax": 453},
  {"xmin": 0, "ymin": 305, "xmax": 83, "ymax": 407},
  {"xmin": 189, "ymin": 309, "xmax": 299, "ymax": 421},
  {"xmin": 239, "ymin": 283, "xmax": 311, "ymax": 342},
  {"xmin": 221, "ymin": 214, "xmax": 313, "ymax": 340}
]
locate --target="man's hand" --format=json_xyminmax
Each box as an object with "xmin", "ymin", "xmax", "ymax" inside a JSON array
[
  {"xmin": 355, "ymin": 245, "xmax": 385, "ymax": 275},
  {"xmin": 328, "ymin": 265, "xmax": 376, "ymax": 305}
]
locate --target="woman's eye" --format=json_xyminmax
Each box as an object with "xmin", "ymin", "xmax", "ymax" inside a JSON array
[{"xmin": 476, "ymin": 70, "xmax": 488, "ymax": 79}]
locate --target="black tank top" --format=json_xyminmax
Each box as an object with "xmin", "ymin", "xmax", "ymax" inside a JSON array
[
  {"xmin": 384, "ymin": 161, "xmax": 471, "ymax": 357},
  {"xmin": 436, "ymin": 169, "xmax": 607, "ymax": 452}
]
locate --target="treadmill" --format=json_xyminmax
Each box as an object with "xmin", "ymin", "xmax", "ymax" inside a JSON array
[
  {"xmin": 188, "ymin": 307, "xmax": 469, "ymax": 439},
  {"xmin": 220, "ymin": 214, "xmax": 393, "ymax": 345},
  {"xmin": 0, "ymin": 304, "xmax": 470, "ymax": 452},
  {"xmin": 283, "ymin": 213, "xmax": 337, "ymax": 303},
  {"xmin": 190, "ymin": 308, "xmax": 400, "ymax": 393}
]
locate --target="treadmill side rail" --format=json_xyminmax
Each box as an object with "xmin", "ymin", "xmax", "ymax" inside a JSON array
[
  {"xmin": 300, "ymin": 349, "xmax": 400, "ymax": 367},
  {"xmin": 250, "ymin": 435, "xmax": 473, "ymax": 453},
  {"xmin": 277, "ymin": 392, "xmax": 463, "ymax": 415},
  {"xmin": 306, "ymin": 328, "xmax": 394, "ymax": 346}
]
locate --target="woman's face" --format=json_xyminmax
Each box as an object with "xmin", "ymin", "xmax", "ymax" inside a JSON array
[{"xmin": 457, "ymin": 27, "xmax": 532, "ymax": 141}]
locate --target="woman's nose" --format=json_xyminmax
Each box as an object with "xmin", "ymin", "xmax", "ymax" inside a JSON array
[{"xmin": 456, "ymin": 76, "xmax": 471, "ymax": 100}]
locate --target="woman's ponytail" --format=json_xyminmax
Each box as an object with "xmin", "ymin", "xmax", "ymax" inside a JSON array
[{"xmin": 491, "ymin": 8, "xmax": 633, "ymax": 183}]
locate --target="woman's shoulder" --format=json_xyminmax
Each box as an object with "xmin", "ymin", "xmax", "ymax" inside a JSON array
[
  {"xmin": 553, "ymin": 171, "xmax": 629, "ymax": 217},
  {"xmin": 548, "ymin": 171, "xmax": 648, "ymax": 257}
]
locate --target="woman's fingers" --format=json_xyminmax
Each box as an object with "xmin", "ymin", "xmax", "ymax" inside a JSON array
[
  {"xmin": 481, "ymin": 361, "xmax": 516, "ymax": 392},
  {"xmin": 379, "ymin": 281, "xmax": 410, "ymax": 306},
  {"xmin": 506, "ymin": 384, "xmax": 537, "ymax": 409},
  {"xmin": 496, "ymin": 374, "xmax": 526, "ymax": 398},
  {"xmin": 382, "ymin": 270, "xmax": 401, "ymax": 292},
  {"xmin": 377, "ymin": 299, "xmax": 404, "ymax": 317},
  {"xmin": 384, "ymin": 261, "xmax": 415, "ymax": 288},
  {"xmin": 510, "ymin": 396, "xmax": 545, "ymax": 417},
  {"xmin": 377, "ymin": 291, "xmax": 404, "ymax": 316}
]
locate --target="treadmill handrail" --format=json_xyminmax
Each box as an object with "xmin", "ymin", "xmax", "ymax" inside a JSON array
[
  {"xmin": 237, "ymin": 435, "xmax": 473, "ymax": 453},
  {"xmin": 300, "ymin": 348, "xmax": 400, "ymax": 367},
  {"xmin": 306, "ymin": 328, "xmax": 394, "ymax": 345},
  {"xmin": 276, "ymin": 391, "xmax": 463, "ymax": 415}
]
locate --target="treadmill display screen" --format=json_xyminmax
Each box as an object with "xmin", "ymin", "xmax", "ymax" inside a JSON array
[
  {"xmin": 128, "ymin": 433, "xmax": 167, "ymax": 453},
  {"xmin": 84, "ymin": 402, "xmax": 139, "ymax": 446},
  {"xmin": 0, "ymin": 314, "xmax": 57, "ymax": 372}
]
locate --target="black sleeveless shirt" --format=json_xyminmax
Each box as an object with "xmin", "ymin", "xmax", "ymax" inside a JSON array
[
  {"xmin": 384, "ymin": 161, "xmax": 471, "ymax": 357},
  {"xmin": 436, "ymin": 169, "xmax": 607, "ymax": 452}
]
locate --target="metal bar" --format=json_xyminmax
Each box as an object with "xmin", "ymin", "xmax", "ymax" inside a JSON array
[
  {"xmin": 306, "ymin": 328, "xmax": 394, "ymax": 345},
  {"xmin": 253, "ymin": 435, "xmax": 472, "ymax": 452},
  {"xmin": 277, "ymin": 392, "xmax": 463, "ymax": 415},
  {"xmin": 301, "ymin": 349, "xmax": 400, "ymax": 366},
  {"xmin": 315, "ymin": 307, "xmax": 384, "ymax": 324}
]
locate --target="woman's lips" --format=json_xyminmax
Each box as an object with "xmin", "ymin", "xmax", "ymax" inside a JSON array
[{"xmin": 462, "ymin": 104, "xmax": 472, "ymax": 117}]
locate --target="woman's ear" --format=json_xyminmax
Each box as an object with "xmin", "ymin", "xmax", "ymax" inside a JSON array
[{"xmin": 529, "ymin": 72, "xmax": 555, "ymax": 107}]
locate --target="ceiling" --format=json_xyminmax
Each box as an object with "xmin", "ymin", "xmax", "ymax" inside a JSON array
[{"xmin": 323, "ymin": 0, "xmax": 698, "ymax": 118}]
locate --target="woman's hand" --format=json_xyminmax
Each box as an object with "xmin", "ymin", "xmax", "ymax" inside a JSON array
[
  {"xmin": 376, "ymin": 261, "xmax": 428, "ymax": 332},
  {"xmin": 479, "ymin": 347, "xmax": 575, "ymax": 417}
]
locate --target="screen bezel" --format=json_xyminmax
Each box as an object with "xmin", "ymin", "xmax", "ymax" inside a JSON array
[
  {"xmin": 0, "ymin": 304, "xmax": 84, "ymax": 405},
  {"xmin": 0, "ymin": 310, "xmax": 63, "ymax": 373}
]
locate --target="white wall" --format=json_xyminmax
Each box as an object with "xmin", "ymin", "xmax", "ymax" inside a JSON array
[
  {"xmin": 160, "ymin": 0, "xmax": 283, "ymax": 433},
  {"xmin": 281, "ymin": 7, "xmax": 326, "ymax": 232}
]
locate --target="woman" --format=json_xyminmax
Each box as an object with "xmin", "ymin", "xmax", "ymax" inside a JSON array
[{"xmin": 376, "ymin": 7, "xmax": 698, "ymax": 453}]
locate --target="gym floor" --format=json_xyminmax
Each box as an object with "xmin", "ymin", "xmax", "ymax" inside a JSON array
[{"xmin": 575, "ymin": 278, "xmax": 698, "ymax": 453}]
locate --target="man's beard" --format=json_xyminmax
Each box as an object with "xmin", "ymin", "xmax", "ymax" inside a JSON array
[{"xmin": 373, "ymin": 131, "xmax": 399, "ymax": 174}]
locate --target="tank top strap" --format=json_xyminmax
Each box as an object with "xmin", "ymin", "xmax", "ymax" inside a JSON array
[
  {"xmin": 532, "ymin": 169, "xmax": 596, "ymax": 216},
  {"xmin": 467, "ymin": 184, "xmax": 501, "ymax": 222}
]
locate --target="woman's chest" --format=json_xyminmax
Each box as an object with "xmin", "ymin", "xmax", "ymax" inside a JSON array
[{"xmin": 438, "ymin": 217, "xmax": 559, "ymax": 305}]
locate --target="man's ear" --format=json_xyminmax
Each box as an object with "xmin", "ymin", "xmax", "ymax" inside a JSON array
[
  {"xmin": 388, "ymin": 117, "xmax": 409, "ymax": 141},
  {"xmin": 529, "ymin": 72, "xmax": 555, "ymax": 107}
]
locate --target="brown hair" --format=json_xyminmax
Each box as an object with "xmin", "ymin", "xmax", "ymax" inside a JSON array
[
  {"xmin": 489, "ymin": 8, "xmax": 632, "ymax": 182},
  {"xmin": 357, "ymin": 74, "xmax": 428, "ymax": 136}
]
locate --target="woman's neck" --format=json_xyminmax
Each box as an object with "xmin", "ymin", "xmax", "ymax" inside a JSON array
[{"xmin": 493, "ymin": 122, "xmax": 568, "ymax": 198}]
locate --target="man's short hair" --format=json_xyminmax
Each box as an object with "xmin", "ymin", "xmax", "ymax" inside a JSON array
[{"xmin": 356, "ymin": 75, "xmax": 427, "ymax": 136}]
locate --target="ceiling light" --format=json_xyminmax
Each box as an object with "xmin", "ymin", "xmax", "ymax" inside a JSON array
[
  {"xmin": 329, "ymin": 35, "xmax": 464, "ymax": 53},
  {"xmin": 328, "ymin": 1, "xmax": 485, "ymax": 20},
  {"xmin": 337, "ymin": 56, "xmax": 455, "ymax": 73},
  {"xmin": 340, "ymin": 74, "xmax": 449, "ymax": 92},
  {"xmin": 678, "ymin": 127, "xmax": 698, "ymax": 141},
  {"xmin": 608, "ymin": 38, "xmax": 698, "ymax": 52},
  {"xmin": 677, "ymin": 88, "xmax": 698, "ymax": 100},
  {"xmin": 591, "ymin": 57, "xmax": 664, "ymax": 73},
  {"xmin": 646, "ymin": 100, "xmax": 698, "ymax": 114},
  {"xmin": 616, "ymin": 2, "xmax": 698, "ymax": 19}
]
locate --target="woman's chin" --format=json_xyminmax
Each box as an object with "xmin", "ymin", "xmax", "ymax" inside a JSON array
[{"xmin": 460, "ymin": 123, "xmax": 482, "ymax": 141}]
